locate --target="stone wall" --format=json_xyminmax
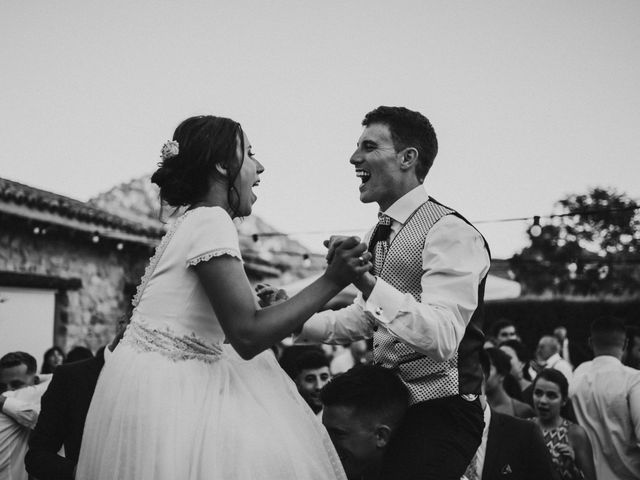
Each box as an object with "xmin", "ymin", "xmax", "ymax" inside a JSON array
[{"xmin": 0, "ymin": 221, "xmax": 151, "ymax": 352}]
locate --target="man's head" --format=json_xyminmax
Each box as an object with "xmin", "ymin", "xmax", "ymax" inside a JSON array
[
  {"xmin": 499, "ymin": 339, "xmax": 530, "ymax": 380},
  {"xmin": 484, "ymin": 347, "xmax": 512, "ymax": 394},
  {"xmin": 589, "ymin": 316, "xmax": 627, "ymax": 359},
  {"xmin": 321, "ymin": 365, "xmax": 409, "ymax": 480},
  {"xmin": 351, "ymin": 106, "xmax": 438, "ymax": 211},
  {"xmin": 536, "ymin": 335, "xmax": 560, "ymax": 363},
  {"xmin": 492, "ymin": 319, "xmax": 517, "ymax": 345},
  {"xmin": 0, "ymin": 351, "xmax": 38, "ymax": 394},
  {"xmin": 553, "ymin": 326, "xmax": 568, "ymax": 343},
  {"xmin": 290, "ymin": 350, "xmax": 331, "ymax": 414}
]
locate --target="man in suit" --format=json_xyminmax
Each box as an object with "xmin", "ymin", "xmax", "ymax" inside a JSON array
[
  {"xmin": 298, "ymin": 106, "xmax": 491, "ymax": 479},
  {"xmin": 463, "ymin": 349, "xmax": 556, "ymax": 480},
  {"xmin": 24, "ymin": 347, "xmax": 105, "ymax": 480},
  {"xmin": 25, "ymin": 324, "xmax": 126, "ymax": 480}
]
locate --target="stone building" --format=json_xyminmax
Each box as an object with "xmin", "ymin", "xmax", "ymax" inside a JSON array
[{"xmin": 0, "ymin": 176, "xmax": 315, "ymax": 365}]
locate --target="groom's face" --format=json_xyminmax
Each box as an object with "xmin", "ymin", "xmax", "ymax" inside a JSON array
[{"xmin": 350, "ymin": 123, "xmax": 405, "ymax": 212}]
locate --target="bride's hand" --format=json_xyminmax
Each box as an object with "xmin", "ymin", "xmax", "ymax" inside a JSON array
[{"xmin": 323, "ymin": 236, "xmax": 372, "ymax": 287}]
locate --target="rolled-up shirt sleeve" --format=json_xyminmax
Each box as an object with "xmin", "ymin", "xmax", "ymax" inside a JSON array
[{"xmin": 363, "ymin": 215, "xmax": 490, "ymax": 362}]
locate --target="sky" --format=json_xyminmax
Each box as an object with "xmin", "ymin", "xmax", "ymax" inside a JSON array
[{"xmin": 2, "ymin": 1, "xmax": 639, "ymax": 259}]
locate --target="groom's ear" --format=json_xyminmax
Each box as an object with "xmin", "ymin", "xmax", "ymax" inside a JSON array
[{"xmin": 398, "ymin": 148, "xmax": 418, "ymax": 171}]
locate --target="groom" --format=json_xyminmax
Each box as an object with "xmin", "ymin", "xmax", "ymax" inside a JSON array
[{"xmin": 298, "ymin": 106, "xmax": 491, "ymax": 479}]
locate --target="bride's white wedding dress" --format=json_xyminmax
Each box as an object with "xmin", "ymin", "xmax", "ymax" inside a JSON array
[{"xmin": 76, "ymin": 207, "xmax": 346, "ymax": 479}]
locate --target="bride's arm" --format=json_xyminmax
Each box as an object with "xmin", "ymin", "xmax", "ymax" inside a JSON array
[{"xmin": 194, "ymin": 236, "xmax": 372, "ymax": 360}]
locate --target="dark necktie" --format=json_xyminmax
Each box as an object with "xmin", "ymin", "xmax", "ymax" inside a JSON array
[{"xmin": 369, "ymin": 214, "xmax": 392, "ymax": 276}]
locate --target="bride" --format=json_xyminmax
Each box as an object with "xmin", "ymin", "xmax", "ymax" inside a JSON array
[{"xmin": 76, "ymin": 115, "xmax": 372, "ymax": 479}]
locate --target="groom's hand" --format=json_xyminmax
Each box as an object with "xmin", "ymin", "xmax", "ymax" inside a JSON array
[{"xmin": 323, "ymin": 235, "xmax": 350, "ymax": 264}]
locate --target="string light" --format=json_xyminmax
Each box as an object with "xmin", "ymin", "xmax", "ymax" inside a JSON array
[
  {"xmin": 91, "ymin": 232, "xmax": 100, "ymax": 244},
  {"xmin": 529, "ymin": 216, "xmax": 542, "ymax": 238},
  {"xmin": 241, "ymin": 206, "xmax": 640, "ymax": 241}
]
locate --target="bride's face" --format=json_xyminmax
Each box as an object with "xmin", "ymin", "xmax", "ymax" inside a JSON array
[{"xmin": 233, "ymin": 131, "xmax": 264, "ymax": 217}]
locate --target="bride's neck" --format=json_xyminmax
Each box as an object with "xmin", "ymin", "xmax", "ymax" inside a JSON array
[{"xmin": 190, "ymin": 182, "xmax": 234, "ymax": 217}]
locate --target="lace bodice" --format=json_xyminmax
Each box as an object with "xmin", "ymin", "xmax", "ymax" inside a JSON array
[{"xmin": 131, "ymin": 207, "xmax": 242, "ymax": 343}]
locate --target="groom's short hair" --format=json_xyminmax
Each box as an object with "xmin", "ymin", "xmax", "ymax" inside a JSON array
[
  {"xmin": 362, "ymin": 106, "xmax": 438, "ymax": 182},
  {"xmin": 320, "ymin": 364, "xmax": 408, "ymax": 427}
]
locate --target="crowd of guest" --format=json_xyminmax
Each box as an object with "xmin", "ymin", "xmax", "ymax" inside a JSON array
[{"xmin": 1, "ymin": 315, "xmax": 639, "ymax": 480}]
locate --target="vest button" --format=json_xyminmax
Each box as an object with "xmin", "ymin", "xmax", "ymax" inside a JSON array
[
  {"xmin": 373, "ymin": 326, "xmax": 378, "ymax": 332},
  {"xmin": 374, "ymin": 344, "xmax": 379, "ymax": 348}
]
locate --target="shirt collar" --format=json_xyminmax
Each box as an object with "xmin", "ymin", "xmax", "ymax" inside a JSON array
[{"xmin": 381, "ymin": 185, "xmax": 428, "ymax": 224}]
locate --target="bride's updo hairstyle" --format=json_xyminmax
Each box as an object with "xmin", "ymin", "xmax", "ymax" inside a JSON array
[{"xmin": 151, "ymin": 115, "xmax": 245, "ymax": 216}]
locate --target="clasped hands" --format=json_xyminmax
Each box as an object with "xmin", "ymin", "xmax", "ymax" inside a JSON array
[
  {"xmin": 323, "ymin": 235, "xmax": 376, "ymax": 297},
  {"xmin": 255, "ymin": 236, "xmax": 376, "ymax": 308}
]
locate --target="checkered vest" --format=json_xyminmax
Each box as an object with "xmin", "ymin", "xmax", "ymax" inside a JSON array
[{"xmin": 371, "ymin": 198, "xmax": 489, "ymax": 404}]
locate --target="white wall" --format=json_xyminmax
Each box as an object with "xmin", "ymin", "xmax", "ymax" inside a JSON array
[{"xmin": 0, "ymin": 287, "xmax": 56, "ymax": 369}]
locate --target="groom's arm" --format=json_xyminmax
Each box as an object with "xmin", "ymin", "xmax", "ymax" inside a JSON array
[
  {"xmin": 294, "ymin": 300, "xmax": 375, "ymax": 345},
  {"xmin": 353, "ymin": 215, "xmax": 490, "ymax": 362}
]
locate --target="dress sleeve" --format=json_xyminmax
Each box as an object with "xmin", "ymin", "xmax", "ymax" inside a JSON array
[{"xmin": 185, "ymin": 208, "xmax": 243, "ymax": 266}]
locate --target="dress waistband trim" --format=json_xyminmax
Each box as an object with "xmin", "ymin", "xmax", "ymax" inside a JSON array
[{"xmin": 122, "ymin": 318, "xmax": 223, "ymax": 364}]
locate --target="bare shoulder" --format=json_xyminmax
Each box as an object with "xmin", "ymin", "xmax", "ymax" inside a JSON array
[{"xmin": 567, "ymin": 421, "xmax": 590, "ymax": 445}]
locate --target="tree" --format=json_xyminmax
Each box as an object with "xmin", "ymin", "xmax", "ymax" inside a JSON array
[{"xmin": 510, "ymin": 187, "xmax": 640, "ymax": 297}]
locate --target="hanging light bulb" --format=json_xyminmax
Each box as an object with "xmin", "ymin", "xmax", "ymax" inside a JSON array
[
  {"xmin": 529, "ymin": 216, "xmax": 542, "ymax": 238},
  {"xmin": 91, "ymin": 232, "xmax": 100, "ymax": 244},
  {"xmin": 567, "ymin": 262, "xmax": 578, "ymax": 279},
  {"xmin": 116, "ymin": 242, "xmax": 124, "ymax": 251}
]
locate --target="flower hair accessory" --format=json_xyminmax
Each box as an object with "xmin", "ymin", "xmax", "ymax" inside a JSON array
[{"xmin": 160, "ymin": 140, "xmax": 179, "ymax": 160}]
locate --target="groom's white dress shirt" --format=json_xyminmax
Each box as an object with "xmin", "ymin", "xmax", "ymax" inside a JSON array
[{"xmin": 298, "ymin": 186, "xmax": 490, "ymax": 363}]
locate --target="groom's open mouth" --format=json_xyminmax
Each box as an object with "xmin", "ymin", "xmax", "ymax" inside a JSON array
[{"xmin": 355, "ymin": 169, "xmax": 371, "ymax": 184}]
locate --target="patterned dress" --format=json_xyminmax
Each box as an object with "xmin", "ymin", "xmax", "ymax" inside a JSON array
[{"xmin": 538, "ymin": 418, "xmax": 584, "ymax": 480}]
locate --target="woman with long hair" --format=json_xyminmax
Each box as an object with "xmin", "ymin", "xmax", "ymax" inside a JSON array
[{"xmin": 40, "ymin": 346, "xmax": 65, "ymax": 374}]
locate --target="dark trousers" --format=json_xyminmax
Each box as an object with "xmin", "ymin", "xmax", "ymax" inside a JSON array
[{"xmin": 380, "ymin": 395, "xmax": 484, "ymax": 480}]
